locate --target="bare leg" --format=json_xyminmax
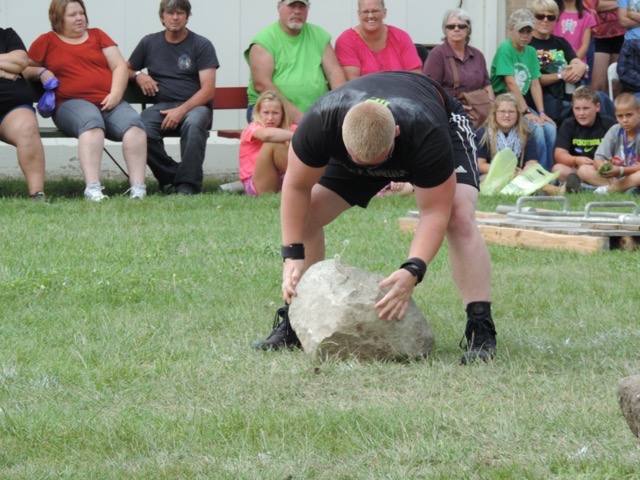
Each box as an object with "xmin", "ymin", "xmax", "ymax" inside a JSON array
[
  {"xmin": 78, "ymin": 128, "xmax": 106, "ymax": 185},
  {"xmin": 446, "ymin": 183, "xmax": 491, "ymax": 305},
  {"xmin": 0, "ymin": 108, "xmax": 46, "ymax": 195},
  {"xmin": 121, "ymin": 126, "xmax": 147, "ymax": 185},
  {"xmin": 252, "ymin": 142, "xmax": 288, "ymax": 195},
  {"xmin": 577, "ymin": 165, "xmax": 608, "ymax": 187}
]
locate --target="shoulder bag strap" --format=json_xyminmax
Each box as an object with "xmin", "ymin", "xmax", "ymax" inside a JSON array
[{"xmin": 449, "ymin": 56, "xmax": 460, "ymax": 94}]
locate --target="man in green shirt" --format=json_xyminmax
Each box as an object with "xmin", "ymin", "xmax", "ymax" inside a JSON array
[{"xmin": 245, "ymin": 0, "xmax": 346, "ymax": 124}]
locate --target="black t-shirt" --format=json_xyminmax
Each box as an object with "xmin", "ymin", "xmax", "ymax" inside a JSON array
[
  {"xmin": 555, "ymin": 114, "xmax": 616, "ymax": 158},
  {"xmin": 0, "ymin": 28, "xmax": 32, "ymax": 116},
  {"xmin": 528, "ymin": 35, "xmax": 577, "ymax": 100},
  {"xmin": 291, "ymin": 71, "xmax": 455, "ymax": 189}
]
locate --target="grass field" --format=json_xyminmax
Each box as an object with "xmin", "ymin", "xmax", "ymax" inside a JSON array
[{"xmin": 1, "ymin": 180, "xmax": 639, "ymax": 479}]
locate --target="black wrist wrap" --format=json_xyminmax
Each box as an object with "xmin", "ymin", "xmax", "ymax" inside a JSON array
[
  {"xmin": 400, "ymin": 257, "xmax": 427, "ymax": 284},
  {"xmin": 281, "ymin": 243, "xmax": 305, "ymax": 261}
]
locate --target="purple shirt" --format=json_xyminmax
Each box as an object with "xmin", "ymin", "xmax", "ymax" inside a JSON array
[{"xmin": 422, "ymin": 41, "xmax": 491, "ymax": 96}]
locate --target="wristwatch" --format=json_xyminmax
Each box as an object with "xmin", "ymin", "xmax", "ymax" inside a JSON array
[{"xmin": 557, "ymin": 72, "xmax": 563, "ymax": 80}]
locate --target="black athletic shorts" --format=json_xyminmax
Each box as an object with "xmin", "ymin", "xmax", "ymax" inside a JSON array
[{"xmin": 595, "ymin": 35, "xmax": 624, "ymax": 55}]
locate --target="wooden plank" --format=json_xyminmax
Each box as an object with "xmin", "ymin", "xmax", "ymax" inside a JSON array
[
  {"xmin": 475, "ymin": 211, "xmax": 507, "ymax": 219},
  {"xmin": 399, "ymin": 216, "xmax": 610, "ymax": 253},
  {"xmin": 399, "ymin": 217, "xmax": 418, "ymax": 233},
  {"xmin": 477, "ymin": 225, "xmax": 609, "ymax": 253}
]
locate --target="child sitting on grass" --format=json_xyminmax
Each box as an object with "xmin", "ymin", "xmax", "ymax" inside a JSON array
[
  {"xmin": 239, "ymin": 91, "xmax": 295, "ymax": 196},
  {"xmin": 578, "ymin": 92, "xmax": 640, "ymax": 193},
  {"xmin": 477, "ymin": 93, "xmax": 540, "ymax": 178},
  {"xmin": 552, "ymin": 86, "xmax": 616, "ymax": 191}
]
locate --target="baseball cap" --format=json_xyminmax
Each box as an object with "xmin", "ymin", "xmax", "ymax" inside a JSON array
[
  {"xmin": 508, "ymin": 9, "xmax": 535, "ymax": 31},
  {"xmin": 280, "ymin": 0, "xmax": 310, "ymax": 5}
]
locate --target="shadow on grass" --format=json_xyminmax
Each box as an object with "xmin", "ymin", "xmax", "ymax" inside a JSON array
[{"xmin": 0, "ymin": 178, "xmax": 229, "ymax": 199}]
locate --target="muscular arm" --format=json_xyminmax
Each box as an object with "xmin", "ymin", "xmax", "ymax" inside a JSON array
[
  {"xmin": 248, "ymin": 44, "xmax": 304, "ymax": 123},
  {"xmin": 280, "ymin": 148, "xmax": 326, "ymax": 302},
  {"xmin": 376, "ymin": 173, "xmax": 456, "ymax": 320}
]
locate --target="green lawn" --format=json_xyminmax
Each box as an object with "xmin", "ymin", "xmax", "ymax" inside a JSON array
[{"xmin": 1, "ymin": 182, "xmax": 638, "ymax": 479}]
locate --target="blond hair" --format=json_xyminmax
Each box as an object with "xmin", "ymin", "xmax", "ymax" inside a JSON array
[
  {"xmin": 530, "ymin": 0, "xmax": 560, "ymax": 16},
  {"xmin": 614, "ymin": 92, "xmax": 640, "ymax": 110},
  {"xmin": 480, "ymin": 93, "xmax": 531, "ymax": 166},
  {"xmin": 342, "ymin": 102, "xmax": 395, "ymax": 163},
  {"xmin": 252, "ymin": 90, "xmax": 292, "ymax": 130},
  {"xmin": 49, "ymin": 0, "xmax": 89, "ymax": 33}
]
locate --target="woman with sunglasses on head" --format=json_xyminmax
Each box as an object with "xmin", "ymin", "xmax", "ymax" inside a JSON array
[
  {"xmin": 335, "ymin": 0, "xmax": 422, "ymax": 81},
  {"xmin": 423, "ymin": 8, "xmax": 494, "ymax": 122}
]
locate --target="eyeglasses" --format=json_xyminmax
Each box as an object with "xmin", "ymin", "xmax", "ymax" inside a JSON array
[
  {"xmin": 359, "ymin": 9, "xmax": 383, "ymax": 16},
  {"xmin": 496, "ymin": 110, "xmax": 518, "ymax": 116},
  {"xmin": 445, "ymin": 24, "xmax": 469, "ymax": 30},
  {"xmin": 534, "ymin": 13, "xmax": 557, "ymax": 21}
]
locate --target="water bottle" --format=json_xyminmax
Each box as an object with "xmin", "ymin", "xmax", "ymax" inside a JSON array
[{"xmin": 559, "ymin": 65, "xmax": 576, "ymax": 95}]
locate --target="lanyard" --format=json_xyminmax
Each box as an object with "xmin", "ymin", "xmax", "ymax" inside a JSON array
[{"xmin": 619, "ymin": 128, "xmax": 637, "ymax": 166}]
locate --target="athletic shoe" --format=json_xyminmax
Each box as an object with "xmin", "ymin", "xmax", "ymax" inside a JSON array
[
  {"xmin": 126, "ymin": 181, "xmax": 147, "ymax": 199},
  {"xmin": 175, "ymin": 183, "xmax": 198, "ymax": 195},
  {"xmin": 30, "ymin": 192, "xmax": 47, "ymax": 202},
  {"xmin": 460, "ymin": 302, "xmax": 497, "ymax": 364},
  {"xmin": 564, "ymin": 173, "xmax": 582, "ymax": 194},
  {"xmin": 252, "ymin": 305, "xmax": 301, "ymax": 351},
  {"xmin": 594, "ymin": 186, "xmax": 609, "ymax": 195},
  {"xmin": 84, "ymin": 183, "xmax": 108, "ymax": 202}
]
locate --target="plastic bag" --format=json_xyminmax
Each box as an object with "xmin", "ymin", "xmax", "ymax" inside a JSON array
[
  {"xmin": 36, "ymin": 77, "xmax": 59, "ymax": 118},
  {"xmin": 500, "ymin": 164, "xmax": 561, "ymax": 196},
  {"xmin": 480, "ymin": 148, "xmax": 518, "ymax": 195}
]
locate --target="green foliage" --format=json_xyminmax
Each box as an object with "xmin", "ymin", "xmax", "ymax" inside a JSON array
[{"xmin": 0, "ymin": 183, "xmax": 638, "ymax": 478}]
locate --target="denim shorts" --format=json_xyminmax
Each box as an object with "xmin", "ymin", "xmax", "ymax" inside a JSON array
[{"xmin": 53, "ymin": 99, "xmax": 145, "ymax": 141}]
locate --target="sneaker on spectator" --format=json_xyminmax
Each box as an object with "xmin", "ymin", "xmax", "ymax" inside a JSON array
[
  {"xmin": 30, "ymin": 191, "xmax": 47, "ymax": 202},
  {"xmin": 594, "ymin": 186, "xmax": 609, "ymax": 195},
  {"xmin": 84, "ymin": 183, "xmax": 108, "ymax": 202},
  {"xmin": 126, "ymin": 181, "xmax": 147, "ymax": 199}
]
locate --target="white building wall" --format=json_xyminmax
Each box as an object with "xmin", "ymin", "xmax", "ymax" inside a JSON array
[{"xmin": 0, "ymin": 0, "xmax": 506, "ymax": 180}]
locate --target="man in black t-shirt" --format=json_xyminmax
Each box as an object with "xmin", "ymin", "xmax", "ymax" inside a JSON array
[
  {"xmin": 553, "ymin": 86, "xmax": 616, "ymax": 185},
  {"xmin": 253, "ymin": 72, "xmax": 497, "ymax": 364}
]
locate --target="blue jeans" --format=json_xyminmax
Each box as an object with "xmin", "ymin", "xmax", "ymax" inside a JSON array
[
  {"xmin": 527, "ymin": 110, "xmax": 557, "ymax": 171},
  {"xmin": 140, "ymin": 102, "xmax": 213, "ymax": 191}
]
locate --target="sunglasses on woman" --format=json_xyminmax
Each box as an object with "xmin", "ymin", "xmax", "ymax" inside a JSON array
[
  {"xmin": 445, "ymin": 24, "xmax": 469, "ymax": 30},
  {"xmin": 534, "ymin": 13, "xmax": 557, "ymax": 21}
]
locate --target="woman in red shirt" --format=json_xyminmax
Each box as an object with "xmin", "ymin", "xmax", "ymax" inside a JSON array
[{"xmin": 26, "ymin": 0, "xmax": 147, "ymax": 201}]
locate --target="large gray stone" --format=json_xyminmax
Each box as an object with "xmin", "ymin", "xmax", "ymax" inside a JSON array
[
  {"xmin": 289, "ymin": 259, "xmax": 435, "ymax": 361},
  {"xmin": 618, "ymin": 375, "xmax": 640, "ymax": 438}
]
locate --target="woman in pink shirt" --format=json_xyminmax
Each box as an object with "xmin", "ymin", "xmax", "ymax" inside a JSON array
[{"xmin": 335, "ymin": 0, "xmax": 422, "ymax": 80}]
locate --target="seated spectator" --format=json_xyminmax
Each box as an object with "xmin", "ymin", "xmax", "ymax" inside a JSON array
[
  {"xmin": 26, "ymin": 0, "xmax": 147, "ymax": 201},
  {"xmin": 490, "ymin": 8, "xmax": 557, "ymax": 171},
  {"xmin": 128, "ymin": 0, "xmax": 218, "ymax": 196},
  {"xmin": 0, "ymin": 27, "xmax": 46, "ymax": 200},
  {"xmin": 529, "ymin": 0, "xmax": 613, "ymax": 125},
  {"xmin": 578, "ymin": 92, "xmax": 640, "ymax": 192},
  {"xmin": 477, "ymin": 93, "xmax": 540, "ymax": 178},
  {"xmin": 335, "ymin": 0, "xmax": 422, "ymax": 80},
  {"xmin": 245, "ymin": 0, "xmax": 346, "ymax": 124},
  {"xmin": 617, "ymin": 37, "xmax": 640, "ymax": 99},
  {"xmin": 553, "ymin": 85, "xmax": 615, "ymax": 189},
  {"xmin": 239, "ymin": 91, "xmax": 295, "ymax": 196},
  {"xmin": 423, "ymin": 7, "xmax": 494, "ymax": 124}
]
